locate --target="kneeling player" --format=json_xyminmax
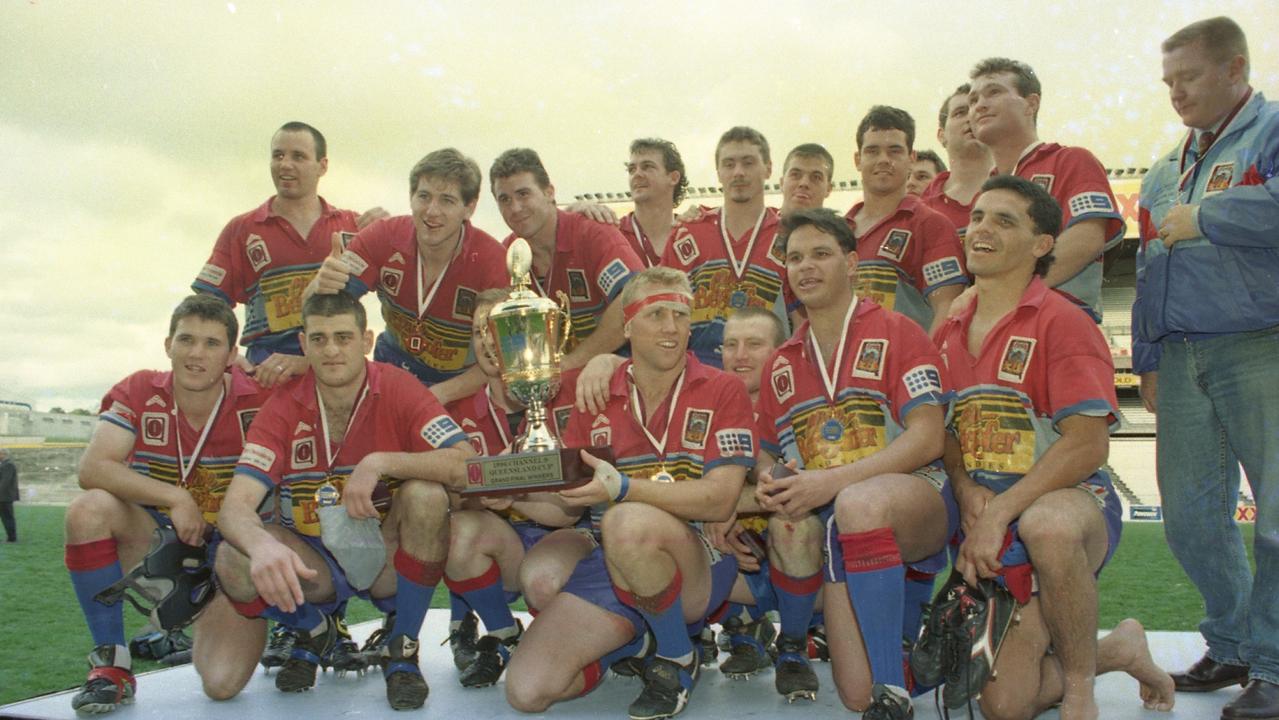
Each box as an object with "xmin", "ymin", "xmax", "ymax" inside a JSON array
[
  {"xmin": 442, "ymin": 288, "xmax": 586, "ymax": 687},
  {"xmin": 214, "ymin": 292, "xmax": 474, "ymax": 710},
  {"xmin": 935, "ymin": 176, "xmax": 1173, "ymax": 720},
  {"xmin": 754, "ymin": 209, "xmax": 956, "ymax": 715},
  {"xmin": 66, "ymin": 295, "xmax": 271, "ymax": 712}
]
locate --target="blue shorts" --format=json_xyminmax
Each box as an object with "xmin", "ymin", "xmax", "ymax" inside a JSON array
[
  {"xmin": 822, "ymin": 466, "xmax": 959, "ymax": 583},
  {"xmin": 295, "ymin": 533, "xmax": 365, "ymax": 615},
  {"xmin": 511, "ymin": 521, "xmax": 553, "ymax": 554},
  {"xmin": 562, "ymin": 545, "xmax": 646, "ymax": 636}
]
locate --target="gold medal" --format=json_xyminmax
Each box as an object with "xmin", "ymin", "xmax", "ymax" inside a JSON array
[
  {"xmin": 652, "ymin": 466, "xmax": 676, "ymax": 484},
  {"xmin": 315, "ymin": 480, "xmax": 341, "ymax": 507}
]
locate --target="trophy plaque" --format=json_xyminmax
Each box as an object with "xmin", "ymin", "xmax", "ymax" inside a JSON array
[{"xmin": 463, "ymin": 238, "xmax": 613, "ymax": 496}]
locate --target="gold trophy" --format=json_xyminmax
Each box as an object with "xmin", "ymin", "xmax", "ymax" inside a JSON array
[{"xmin": 462, "ymin": 238, "xmax": 613, "ymax": 495}]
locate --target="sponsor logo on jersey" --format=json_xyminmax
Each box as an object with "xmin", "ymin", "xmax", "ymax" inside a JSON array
[
  {"xmin": 715, "ymin": 428, "xmax": 754, "ymax": 456},
  {"xmin": 237, "ymin": 409, "xmax": 259, "ymax": 442},
  {"xmin": 141, "ymin": 412, "xmax": 169, "ymax": 446},
  {"xmin": 903, "ymin": 364, "xmax": 943, "ymax": 399},
  {"xmin": 590, "ymin": 426, "xmax": 611, "ymax": 447},
  {"xmin": 553, "ymin": 406, "xmax": 572, "ymax": 434},
  {"xmin": 291, "ymin": 436, "xmax": 317, "ymax": 469},
  {"xmin": 341, "ymin": 249, "xmax": 369, "ymax": 275},
  {"xmin": 380, "ymin": 267, "xmax": 404, "ymax": 296},
  {"xmin": 388, "ymin": 251, "xmax": 406, "ymax": 265},
  {"xmin": 246, "ymin": 235, "xmax": 271, "ymax": 273},
  {"xmin": 771, "ymin": 361, "xmax": 795, "ymax": 402},
  {"xmin": 240, "ymin": 442, "xmax": 276, "ymax": 473},
  {"xmin": 421, "ymin": 414, "xmax": 463, "ymax": 447},
  {"xmin": 567, "ymin": 269, "xmax": 591, "ymax": 302},
  {"xmin": 146, "ymin": 394, "xmax": 166, "ymax": 408},
  {"xmin": 922, "ymin": 257, "xmax": 965, "ymax": 287},
  {"xmin": 197, "ymin": 263, "xmax": 227, "ymax": 286},
  {"xmin": 878, "ymin": 229, "xmax": 910, "ymax": 261},
  {"xmin": 465, "ymin": 431, "xmax": 488, "ymax": 455},
  {"xmin": 294, "ymin": 421, "xmax": 313, "ymax": 435},
  {"xmin": 1029, "ymin": 174, "xmax": 1055, "ymax": 192},
  {"xmin": 852, "ymin": 339, "xmax": 888, "ymax": 380},
  {"xmin": 673, "ymin": 231, "xmax": 700, "ymax": 265},
  {"xmin": 682, "ymin": 409, "xmax": 712, "ymax": 449},
  {"xmin": 598, "ymin": 259, "xmax": 629, "ymax": 297},
  {"xmin": 453, "ymin": 287, "xmax": 477, "ymax": 320},
  {"xmin": 997, "ymin": 336, "xmax": 1036, "ymax": 383},
  {"xmin": 1205, "ymin": 162, "xmax": 1235, "ymax": 194},
  {"xmin": 1067, "ymin": 191, "xmax": 1116, "ymax": 217}
]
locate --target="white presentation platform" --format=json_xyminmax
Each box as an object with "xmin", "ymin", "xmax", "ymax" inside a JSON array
[{"xmin": 1, "ymin": 614, "xmax": 1235, "ymax": 720}]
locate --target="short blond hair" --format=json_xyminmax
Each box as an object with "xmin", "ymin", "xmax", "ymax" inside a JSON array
[{"xmin": 620, "ymin": 266, "xmax": 693, "ymax": 308}]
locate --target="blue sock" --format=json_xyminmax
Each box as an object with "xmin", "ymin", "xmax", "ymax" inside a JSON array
[
  {"xmin": 66, "ymin": 539, "xmax": 126, "ymax": 648},
  {"xmin": 445, "ymin": 561, "xmax": 517, "ymax": 636},
  {"xmin": 770, "ymin": 565, "xmax": 821, "ymax": 640},
  {"xmin": 449, "ymin": 592, "xmax": 469, "ymax": 624},
  {"xmin": 390, "ymin": 548, "xmax": 441, "ymax": 640},
  {"xmin": 841, "ymin": 527, "xmax": 906, "ymax": 688},
  {"xmin": 616, "ymin": 569, "xmax": 692, "ymax": 662}
]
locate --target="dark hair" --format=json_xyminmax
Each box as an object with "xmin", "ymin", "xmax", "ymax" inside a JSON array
[
  {"xmin": 970, "ymin": 57, "xmax": 1041, "ymax": 99},
  {"xmin": 171, "ymin": 294, "xmax": 238, "ymax": 346},
  {"xmin": 939, "ymin": 83, "xmax": 972, "ymax": 129},
  {"xmin": 410, "ymin": 148, "xmax": 482, "ymax": 205},
  {"xmin": 978, "ymin": 175, "xmax": 1060, "ymax": 277},
  {"xmin": 302, "ymin": 291, "xmax": 367, "ymax": 332},
  {"xmin": 856, "ymin": 105, "xmax": 916, "ymax": 151},
  {"xmin": 489, "ymin": 148, "xmax": 552, "ymax": 192},
  {"xmin": 630, "ymin": 138, "xmax": 689, "ymax": 205},
  {"xmin": 277, "ymin": 121, "xmax": 326, "ymax": 161},
  {"xmin": 779, "ymin": 207, "xmax": 856, "ymax": 255},
  {"xmin": 726, "ymin": 306, "xmax": 787, "ymax": 347},
  {"xmin": 783, "ymin": 143, "xmax": 835, "ymax": 179},
  {"xmin": 915, "ymin": 150, "xmax": 947, "ymax": 174},
  {"xmin": 715, "ymin": 126, "xmax": 771, "ymax": 166},
  {"xmin": 1163, "ymin": 17, "xmax": 1250, "ymax": 80}
]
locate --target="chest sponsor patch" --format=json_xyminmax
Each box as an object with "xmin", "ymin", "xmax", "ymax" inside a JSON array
[
  {"xmin": 197, "ymin": 263, "xmax": 227, "ymax": 286},
  {"xmin": 567, "ymin": 269, "xmax": 591, "ymax": 302},
  {"xmin": 997, "ymin": 336, "xmax": 1036, "ymax": 383},
  {"xmin": 673, "ymin": 231, "xmax": 700, "ymax": 265},
  {"xmin": 1029, "ymin": 174, "xmax": 1055, "ymax": 193},
  {"xmin": 902, "ymin": 364, "xmax": 943, "ymax": 399},
  {"xmin": 771, "ymin": 361, "xmax": 795, "ymax": 403},
  {"xmin": 1067, "ymin": 191, "xmax": 1116, "ymax": 217},
  {"xmin": 598, "ymin": 259, "xmax": 629, "ymax": 298},
  {"xmin": 453, "ymin": 287, "xmax": 477, "ymax": 320},
  {"xmin": 380, "ymin": 267, "xmax": 404, "ymax": 296},
  {"xmin": 141, "ymin": 411, "xmax": 170, "ymax": 446},
  {"xmin": 590, "ymin": 425, "xmax": 612, "ymax": 447},
  {"xmin": 465, "ymin": 431, "xmax": 488, "ymax": 456},
  {"xmin": 421, "ymin": 414, "xmax": 463, "ymax": 448},
  {"xmin": 682, "ymin": 409, "xmax": 713, "ymax": 449},
  {"xmin": 1205, "ymin": 162, "xmax": 1235, "ymax": 194},
  {"xmin": 238, "ymin": 409, "xmax": 259, "ymax": 443},
  {"xmin": 852, "ymin": 339, "xmax": 888, "ymax": 380},
  {"xmin": 245, "ymin": 235, "xmax": 272, "ymax": 273},
  {"xmin": 240, "ymin": 442, "xmax": 277, "ymax": 473},
  {"xmin": 291, "ymin": 436, "xmax": 317, "ymax": 469},
  {"xmin": 878, "ymin": 229, "xmax": 911, "ymax": 261}
]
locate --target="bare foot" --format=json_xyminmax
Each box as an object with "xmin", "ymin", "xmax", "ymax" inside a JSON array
[{"xmin": 1102, "ymin": 618, "xmax": 1176, "ymax": 712}]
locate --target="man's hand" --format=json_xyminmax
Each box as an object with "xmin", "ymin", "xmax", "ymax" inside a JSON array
[
  {"xmin": 558, "ymin": 450, "xmax": 621, "ymax": 506},
  {"xmin": 168, "ymin": 489, "xmax": 207, "ymax": 546},
  {"xmin": 758, "ymin": 466, "xmax": 836, "ymax": 518},
  {"xmin": 566, "ymin": 201, "xmax": 620, "ymax": 226},
  {"xmin": 575, "ymin": 354, "xmax": 625, "ymax": 414},
  {"xmin": 1139, "ymin": 371, "xmax": 1158, "ymax": 414},
  {"xmin": 249, "ymin": 538, "xmax": 318, "ymax": 613},
  {"xmin": 955, "ymin": 508, "xmax": 1008, "ymax": 588},
  {"xmin": 312, "ymin": 233, "xmax": 353, "ymax": 295},
  {"xmin": 356, "ymin": 206, "xmax": 390, "ymax": 229},
  {"xmin": 716, "ymin": 521, "xmax": 763, "ymax": 572},
  {"xmin": 253, "ymin": 353, "xmax": 308, "ymax": 388},
  {"xmin": 342, "ymin": 454, "xmax": 384, "ymax": 519},
  {"xmin": 955, "ymin": 481, "xmax": 996, "ymax": 536},
  {"xmin": 1159, "ymin": 204, "xmax": 1200, "ymax": 248}
]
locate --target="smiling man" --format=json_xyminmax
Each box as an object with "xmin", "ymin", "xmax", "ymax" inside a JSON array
[
  {"xmin": 213, "ymin": 291, "xmax": 473, "ymax": 711},
  {"xmin": 1134, "ymin": 17, "xmax": 1279, "ymax": 720},
  {"xmin": 65, "ymin": 295, "xmax": 271, "ymax": 713},
  {"xmin": 304, "ymin": 148, "xmax": 509, "ymax": 405},
  {"xmin": 844, "ymin": 106, "xmax": 967, "ymax": 335},
  {"xmin": 968, "ymin": 59, "xmax": 1123, "ymax": 323},
  {"xmin": 618, "ymin": 138, "xmax": 690, "ymax": 267}
]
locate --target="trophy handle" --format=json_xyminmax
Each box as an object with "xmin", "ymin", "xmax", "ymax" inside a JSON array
[{"xmin": 555, "ymin": 290, "xmax": 572, "ymax": 357}]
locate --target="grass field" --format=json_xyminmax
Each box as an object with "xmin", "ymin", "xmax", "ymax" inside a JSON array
[{"xmin": 0, "ymin": 504, "xmax": 1257, "ymax": 706}]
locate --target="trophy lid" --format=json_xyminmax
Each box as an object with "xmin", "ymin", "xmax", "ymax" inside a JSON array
[{"xmin": 507, "ymin": 238, "xmax": 534, "ymax": 294}]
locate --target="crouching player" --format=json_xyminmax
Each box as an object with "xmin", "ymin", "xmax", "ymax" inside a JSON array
[
  {"xmin": 66, "ymin": 295, "xmax": 272, "ymax": 712},
  {"xmin": 935, "ymin": 175, "xmax": 1174, "ymax": 720},
  {"xmin": 442, "ymin": 288, "xmax": 586, "ymax": 687},
  {"xmin": 214, "ymin": 291, "xmax": 474, "ymax": 710},
  {"xmin": 505, "ymin": 267, "xmax": 756, "ymax": 720},
  {"xmin": 754, "ymin": 208, "xmax": 956, "ymax": 717}
]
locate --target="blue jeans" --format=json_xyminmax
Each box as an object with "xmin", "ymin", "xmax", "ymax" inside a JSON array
[{"xmin": 1157, "ymin": 327, "xmax": 1279, "ymax": 684}]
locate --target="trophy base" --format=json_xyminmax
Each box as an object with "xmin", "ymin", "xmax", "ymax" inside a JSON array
[{"xmin": 462, "ymin": 447, "xmax": 615, "ymax": 497}]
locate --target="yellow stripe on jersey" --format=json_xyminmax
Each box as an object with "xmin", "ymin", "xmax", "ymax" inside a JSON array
[
  {"xmin": 790, "ymin": 396, "xmax": 888, "ymax": 469},
  {"xmin": 260, "ymin": 269, "xmax": 319, "ymax": 332},
  {"xmin": 953, "ymin": 393, "xmax": 1037, "ymax": 475}
]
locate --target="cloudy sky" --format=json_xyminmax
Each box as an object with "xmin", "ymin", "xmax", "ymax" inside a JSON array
[{"xmin": 1, "ymin": 0, "xmax": 1274, "ymax": 411}]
